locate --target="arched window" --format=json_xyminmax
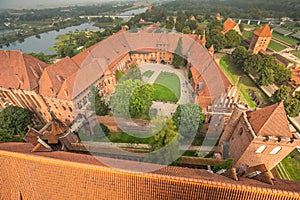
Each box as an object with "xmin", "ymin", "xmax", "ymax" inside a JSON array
[
  {"xmin": 255, "ymin": 145, "xmax": 266, "ymax": 154},
  {"xmin": 270, "ymin": 146, "xmax": 282, "ymax": 155}
]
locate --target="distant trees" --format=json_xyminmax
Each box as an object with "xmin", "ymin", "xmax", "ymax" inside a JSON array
[
  {"xmin": 225, "ymin": 30, "xmax": 243, "ymax": 48},
  {"xmin": 166, "ymin": 16, "xmax": 175, "ymax": 29},
  {"xmin": 231, "ymin": 47, "xmax": 291, "ymax": 86},
  {"xmin": 118, "ymin": 64, "xmax": 142, "ymax": 83},
  {"xmin": 182, "ymin": 26, "xmax": 192, "ymax": 34},
  {"xmin": 0, "ymin": 106, "xmax": 33, "ymax": 141},
  {"xmin": 110, "ymin": 79, "xmax": 154, "ymax": 119},
  {"xmin": 284, "ymin": 98, "xmax": 300, "ymax": 117}
]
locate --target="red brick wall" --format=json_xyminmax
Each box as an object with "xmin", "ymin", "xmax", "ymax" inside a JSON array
[{"xmin": 0, "ymin": 150, "xmax": 299, "ymax": 200}]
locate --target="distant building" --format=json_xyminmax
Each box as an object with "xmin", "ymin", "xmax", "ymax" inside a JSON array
[
  {"xmin": 147, "ymin": 5, "xmax": 152, "ymax": 12},
  {"xmin": 222, "ymin": 18, "xmax": 242, "ymax": 36},
  {"xmin": 190, "ymin": 15, "xmax": 196, "ymax": 21},
  {"xmin": 218, "ymin": 102, "xmax": 300, "ymax": 171},
  {"xmin": 248, "ymin": 24, "xmax": 272, "ymax": 54}
]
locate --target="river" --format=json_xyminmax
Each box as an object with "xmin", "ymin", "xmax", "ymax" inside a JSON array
[{"xmin": 0, "ymin": 7, "xmax": 148, "ymax": 54}]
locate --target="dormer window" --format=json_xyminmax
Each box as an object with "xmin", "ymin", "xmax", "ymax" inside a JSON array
[
  {"xmin": 270, "ymin": 146, "xmax": 282, "ymax": 155},
  {"xmin": 255, "ymin": 145, "xmax": 266, "ymax": 154}
]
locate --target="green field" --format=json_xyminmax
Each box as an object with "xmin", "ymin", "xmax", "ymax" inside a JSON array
[
  {"xmin": 219, "ymin": 56, "xmax": 270, "ymax": 108},
  {"xmin": 278, "ymin": 149, "xmax": 300, "ymax": 181},
  {"xmin": 153, "ymin": 72, "xmax": 181, "ymax": 102},
  {"xmin": 242, "ymin": 30, "xmax": 253, "ymax": 40},
  {"xmin": 153, "ymin": 84, "xmax": 179, "ymax": 102},
  {"xmin": 291, "ymin": 50, "xmax": 300, "ymax": 59},
  {"xmin": 273, "ymin": 32, "xmax": 299, "ymax": 46},
  {"xmin": 268, "ymin": 40, "xmax": 287, "ymax": 52},
  {"xmin": 143, "ymin": 70, "xmax": 154, "ymax": 78}
]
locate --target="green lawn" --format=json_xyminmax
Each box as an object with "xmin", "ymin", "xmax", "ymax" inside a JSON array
[
  {"xmin": 143, "ymin": 70, "xmax": 154, "ymax": 78},
  {"xmin": 153, "ymin": 84, "xmax": 179, "ymax": 102},
  {"xmin": 268, "ymin": 40, "xmax": 287, "ymax": 52},
  {"xmin": 242, "ymin": 30, "xmax": 253, "ymax": 40},
  {"xmin": 291, "ymin": 50, "xmax": 300, "ymax": 59},
  {"xmin": 153, "ymin": 72, "xmax": 181, "ymax": 102},
  {"xmin": 272, "ymin": 32, "xmax": 299, "ymax": 46},
  {"xmin": 280, "ymin": 149, "xmax": 300, "ymax": 181},
  {"xmin": 219, "ymin": 56, "xmax": 270, "ymax": 108}
]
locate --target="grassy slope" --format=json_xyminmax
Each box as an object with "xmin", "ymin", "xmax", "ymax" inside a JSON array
[
  {"xmin": 291, "ymin": 50, "xmax": 300, "ymax": 59},
  {"xmin": 280, "ymin": 149, "xmax": 300, "ymax": 181},
  {"xmin": 268, "ymin": 40, "xmax": 287, "ymax": 52},
  {"xmin": 272, "ymin": 32, "xmax": 299, "ymax": 46},
  {"xmin": 219, "ymin": 56, "xmax": 270, "ymax": 108}
]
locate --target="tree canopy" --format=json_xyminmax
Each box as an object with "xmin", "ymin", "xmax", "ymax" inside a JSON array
[
  {"xmin": 110, "ymin": 79, "xmax": 154, "ymax": 119},
  {"xmin": 172, "ymin": 103, "xmax": 205, "ymax": 141},
  {"xmin": 272, "ymin": 86, "xmax": 291, "ymax": 103},
  {"xmin": 147, "ymin": 118, "xmax": 182, "ymax": 165},
  {"xmin": 89, "ymin": 86, "xmax": 110, "ymax": 116},
  {"xmin": 0, "ymin": 106, "xmax": 33, "ymax": 138}
]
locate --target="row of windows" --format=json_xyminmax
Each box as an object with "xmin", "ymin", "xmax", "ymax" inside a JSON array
[{"xmin": 255, "ymin": 145, "xmax": 282, "ymax": 155}]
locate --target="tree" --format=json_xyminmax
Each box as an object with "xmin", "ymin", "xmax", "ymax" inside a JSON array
[
  {"xmin": 175, "ymin": 11, "xmax": 187, "ymax": 32},
  {"xmin": 208, "ymin": 32, "xmax": 226, "ymax": 51},
  {"xmin": 231, "ymin": 46, "xmax": 249, "ymax": 67},
  {"xmin": 185, "ymin": 19, "xmax": 197, "ymax": 30},
  {"xmin": 119, "ymin": 64, "xmax": 142, "ymax": 83},
  {"xmin": 182, "ymin": 26, "xmax": 191, "ymax": 34},
  {"xmin": 284, "ymin": 98, "xmax": 300, "ymax": 117},
  {"xmin": 225, "ymin": 30, "xmax": 243, "ymax": 48},
  {"xmin": 172, "ymin": 103, "xmax": 205, "ymax": 140},
  {"xmin": 110, "ymin": 79, "xmax": 154, "ymax": 119},
  {"xmin": 166, "ymin": 16, "xmax": 175, "ymax": 29},
  {"xmin": 258, "ymin": 67, "xmax": 274, "ymax": 86},
  {"xmin": 212, "ymin": 158, "xmax": 234, "ymax": 173},
  {"xmin": 0, "ymin": 106, "xmax": 33, "ymax": 136},
  {"xmin": 272, "ymin": 86, "xmax": 291, "ymax": 103},
  {"xmin": 89, "ymin": 86, "xmax": 109, "ymax": 116},
  {"xmin": 272, "ymin": 65, "xmax": 292, "ymax": 84},
  {"xmin": 173, "ymin": 37, "xmax": 184, "ymax": 68},
  {"xmin": 243, "ymin": 54, "xmax": 263, "ymax": 73},
  {"xmin": 147, "ymin": 118, "xmax": 182, "ymax": 164}
]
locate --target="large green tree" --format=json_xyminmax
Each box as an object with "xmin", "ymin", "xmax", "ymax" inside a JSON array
[
  {"xmin": 110, "ymin": 79, "xmax": 154, "ymax": 119},
  {"xmin": 0, "ymin": 106, "xmax": 33, "ymax": 136},
  {"xmin": 272, "ymin": 86, "xmax": 291, "ymax": 103},
  {"xmin": 258, "ymin": 67, "xmax": 275, "ymax": 86},
  {"xmin": 147, "ymin": 118, "xmax": 182, "ymax": 164},
  {"xmin": 172, "ymin": 103, "xmax": 205, "ymax": 140},
  {"xmin": 225, "ymin": 30, "xmax": 243, "ymax": 48},
  {"xmin": 284, "ymin": 98, "xmax": 300, "ymax": 117},
  {"xmin": 166, "ymin": 16, "xmax": 175, "ymax": 29},
  {"xmin": 119, "ymin": 64, "xmax": 142, "ymax": 83}
]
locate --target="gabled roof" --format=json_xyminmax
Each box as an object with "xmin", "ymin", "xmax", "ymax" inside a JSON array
[
  {"xmin": 223, "ymin": 18, "xmax": 237, "ymax": 33},
  {"xmin": 247, "ymin": 102, "xmax": 292, "ymax": 138},
  {"xmin": 253, "ymin": 24, "xmax": 272, "ymax": 37},
  {"xmin": 39, "ymin": 57, "xmax": 79, "ymax": 98},
  {"xmin": 0, "ymin": 50, "xmax": 47, "ymax": 90}
]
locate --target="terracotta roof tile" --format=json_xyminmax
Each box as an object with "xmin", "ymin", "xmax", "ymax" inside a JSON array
[
  {"xmin": 253, "ymin": 24, "xmax": 272, "ymax": 37},
  {"xmin": 0, "ymin": 50, "xmax": 47, "ymax": 90},
  {"xmin": 247, "ymin": 103, "xmax": 292, "ymax": 138},
  {"xmin": 223, "ymin": 18, "xmax": 237, "ymax": 33}
]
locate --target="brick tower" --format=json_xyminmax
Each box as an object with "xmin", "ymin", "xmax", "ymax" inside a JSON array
[{"xmin": 248, "ymin": 24, "xmax": 272, "ymax": 54}]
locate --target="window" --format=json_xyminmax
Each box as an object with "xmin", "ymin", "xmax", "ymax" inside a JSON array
[
  {"xmin": 256, "ymin": 145, "xmax": 266, "ymax": 153},
  {"xmin": 238, "ymin": 128, "xmax": 243, "ymax": 136},
  {"xmin": 270, "ymin": 146, "xmax": 282, "ymax": 155}
]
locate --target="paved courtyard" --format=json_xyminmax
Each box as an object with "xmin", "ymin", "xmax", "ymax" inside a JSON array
[{"xmin": 139, "ymin": 63, "xmax": 194, "ymax": 118}]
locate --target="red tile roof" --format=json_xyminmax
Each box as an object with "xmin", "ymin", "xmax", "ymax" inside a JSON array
[
  {"xmin": 0, "ymin": 50, "xmax": 47, "ymax": 90},
  {"xmin": 223, "ymin": 18, "xmax": 237, "ymax": 33},
  {"xmin": 0, "ymin": 142, "xmax": 300, "ymax": 195},
  {"xmin": 247, "ymin": 103, "xmax": 293, "ymax": 138},
  {"xmin": 253, "ymin": 24, "xmax": 272, "ymax": 37}
]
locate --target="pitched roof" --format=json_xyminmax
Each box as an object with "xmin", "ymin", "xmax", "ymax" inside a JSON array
[
  {"xmin": 223, "ymin": 18, "xmax": 237, "ymax": 33},
  {"xmin": 39, "ymin": 57, "xmax": 79, "ymax": 97},
  {"xmin": 247, "ymin": 102, "xmax": 293, "ymax": 138},
  {"xmin": 253, "ymin": 24, "xmax": 272, "ymax": 37},
  {"xmin": 0, "ymin": 50, "xmax": 47, "ymax": 90}
]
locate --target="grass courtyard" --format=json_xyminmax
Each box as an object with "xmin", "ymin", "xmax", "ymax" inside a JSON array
[
  {"xmin": 277, "ymin": 149, "xmax": 300, "ymax": 181},
  {"xmin": 219, "ymin": 55, "xmax": 270, "ymax": 108},
  {"xmin": 242, "ymin": 30, "xmax": 253, "ymax": 40},
  {"xmin": 268, "ymin": 40, "xmax": 287, "ymax": 52},
  {"xmin": 153, "ymin": 72, "xmax": 181, "ymax": 103},
  {"xmin": 143, "ymin": 70, "xmax": 154, "ymax": 78}
]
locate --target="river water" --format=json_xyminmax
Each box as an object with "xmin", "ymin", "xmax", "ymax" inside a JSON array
[{"xmin": 0, "ymin": 7, "xmax": 147, "ymax": 54}]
